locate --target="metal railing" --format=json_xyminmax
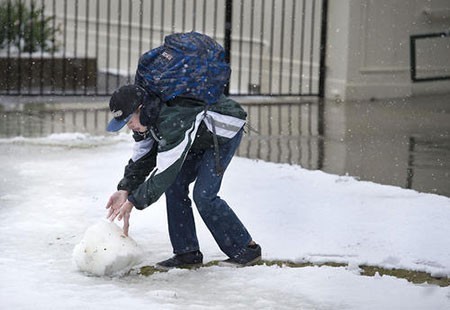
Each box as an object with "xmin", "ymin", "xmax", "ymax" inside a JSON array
[
  {"xmin": 236, "ymin": 100, "xmax": 324, "ymax": 169},
  {"xmin": 0, "ymin": 0, "xmax": 328, "ymax": 97}
]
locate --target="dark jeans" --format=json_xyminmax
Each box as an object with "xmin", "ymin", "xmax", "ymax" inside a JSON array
[{"xmin": 165, "ymin": 130, "xmax": 252, "ymax": 258}]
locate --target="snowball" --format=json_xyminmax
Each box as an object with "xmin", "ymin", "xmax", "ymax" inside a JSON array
[{"xmin": 72, "ymin": 220, "xmax": 143, "ymax": 276}]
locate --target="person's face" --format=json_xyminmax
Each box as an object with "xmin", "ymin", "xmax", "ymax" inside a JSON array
[{"xmin": 126, "ymin": 106, "xmax": 147, "ymax": 133}]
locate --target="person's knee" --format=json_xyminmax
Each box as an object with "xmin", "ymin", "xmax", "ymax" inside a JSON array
[
  {"xmin": 167, "ymin": 182, "xmax": 189, "ymax": 199},
  {"xmin": 193, "ymin": 187, "xmax": 215, "ymax": 212},
  {"xmin": 193, "ymin": 187, "xmax": 207, "ymax": 205}
]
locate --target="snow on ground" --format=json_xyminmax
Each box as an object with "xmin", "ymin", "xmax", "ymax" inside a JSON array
[{"xmin": 0, "ymin": 133, "xmax": 449, "ymax": 309}]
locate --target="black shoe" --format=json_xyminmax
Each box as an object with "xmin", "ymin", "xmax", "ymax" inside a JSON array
[
  {"xmin": 155, "ymin": 250, "xmax": 203, "ymax": 270},
  {"xmin": 221, "ymin": 243, "xmax": 262, "ymax": 267}
]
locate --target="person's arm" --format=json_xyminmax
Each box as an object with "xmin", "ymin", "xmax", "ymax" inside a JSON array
[
  {"xmin": 128, "ymin": 112, "xmax": 204, "ymax": 209},
  {"xmin": 127, "ymin": 154, "xmax": 186, "ymax": 209},
  {"xmin": 106, "ymin": 133, "xmax": 157, "ymax": 235},
  {"xmin": 117, "ymin": 132, "xmax": 157, "ymax": 193}
]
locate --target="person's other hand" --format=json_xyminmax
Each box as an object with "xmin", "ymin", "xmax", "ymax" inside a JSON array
[
  {"xmin": 106, "ymin": 190, "xmax": 128, "ymax": 219},
  {"xmin": 107, "ymin": 199, "xmax": 134, "ymax": 236},
  {"xmin": 117, "ymin": 200, "xmax": 134, "ymax": 236}
]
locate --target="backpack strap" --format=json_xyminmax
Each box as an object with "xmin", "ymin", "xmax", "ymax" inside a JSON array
[{"xmin": 203, "ymin": 106, "xmax": 224, "ymax": 176}]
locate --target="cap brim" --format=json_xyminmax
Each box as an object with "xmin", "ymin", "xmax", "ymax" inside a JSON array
[{"xmin": 106, "ymin": 114, "xmax": 132, "ymax": 132}]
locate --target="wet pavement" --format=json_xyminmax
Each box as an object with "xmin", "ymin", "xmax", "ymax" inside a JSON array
[
  {"xmin": 0, "ymin": 94, "xmax": 449, "ymax": 197},
  {"xmin": 321, "ymin": 95, "xmax": 450, "ymax": 197}
]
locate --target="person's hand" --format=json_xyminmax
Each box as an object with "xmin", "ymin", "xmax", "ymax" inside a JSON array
[
  {"xmin": 107, "ymin": 200, "xmax": 134, "ymax": 236},
  {"xmin": 106, "ymin": 190, "xmax": 128, "ymax": 220},
  {"xmin": 117, "ymin": 200, "xmax": 134, "ymax": 237}
]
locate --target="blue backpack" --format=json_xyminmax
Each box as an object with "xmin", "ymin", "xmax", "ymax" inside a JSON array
[{"xmin": 135, "ymin": 31, "xmax": 231, "ymax": 105}]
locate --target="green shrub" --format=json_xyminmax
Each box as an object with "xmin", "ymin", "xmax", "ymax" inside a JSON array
[{"xmin": 0, "ymin": 0, "xmax": 60, "ymax": 53}]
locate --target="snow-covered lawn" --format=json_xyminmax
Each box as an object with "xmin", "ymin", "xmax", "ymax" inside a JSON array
[{"xmin": 1, "ymin": 133, "xmax": 449, "ymax": 309}]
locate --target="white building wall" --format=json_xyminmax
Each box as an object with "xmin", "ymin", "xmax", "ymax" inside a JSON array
[{"xmin": 326, "ymin": 0, "xmax": 450, "ymax": 101}]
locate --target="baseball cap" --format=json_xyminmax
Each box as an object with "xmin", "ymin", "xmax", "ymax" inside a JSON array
[{"xmin": 106, "ymin": 84, "xmax": 146, "ymax": 132}]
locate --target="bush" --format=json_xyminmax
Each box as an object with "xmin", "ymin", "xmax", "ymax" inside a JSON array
[{"xmin": 0, "ymin": 0, "xmax": 60, "ymax": 53}]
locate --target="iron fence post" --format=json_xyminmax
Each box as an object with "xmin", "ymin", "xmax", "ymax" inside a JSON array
[
  {"xmin": 318, "ymin": 0, "xmax": 328, "ymax": 98},
  {"xmin": 224, "ymin": 0, "xmax": 233, "ymax": 95}
]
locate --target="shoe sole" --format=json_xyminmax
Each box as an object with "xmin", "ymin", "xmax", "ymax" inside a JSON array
[{"xmin": 218, "ymin": 255, "xmax": 262, "ymax": 268}]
